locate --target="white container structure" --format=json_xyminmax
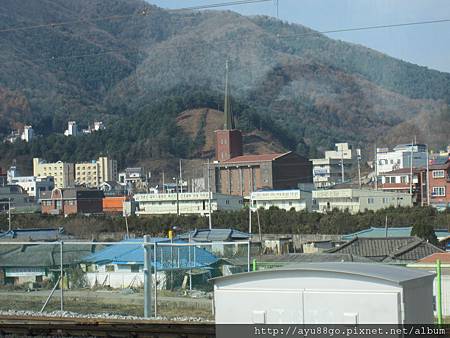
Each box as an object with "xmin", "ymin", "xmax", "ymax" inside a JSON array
[{"xmin": 212, "ymin": 262, "xmax": 434, "ymax": 324}]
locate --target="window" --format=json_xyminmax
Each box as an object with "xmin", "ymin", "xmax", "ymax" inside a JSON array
[
  {"xmin": 432, "ymin": 187, "xmax": 446, "ymax": 197},
  {"xmin": 382, "ymin": 197, "xmax": 389, "ymax": 203},
  {"xmin": 368, "ymin": 197, "xmax": 374, "ymax": 204},
  {"xmin": 401, "ymin": 176, "xmax": 407, "ymax": 184},
  {"xmin": 433, "ymin": 170, "xmax": 445, "ymax": 179},
  {"xmin": 130, "ymin": 265, "xmax": 139, "ymax": 273},
  {"xmin": 105, "ymin": 265, "xmax": 115, "ymax": 272}
]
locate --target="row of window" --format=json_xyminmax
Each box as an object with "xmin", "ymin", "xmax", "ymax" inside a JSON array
[
  {"xmin": 432, "ymin": 187, "xmax": 446, "ymax": 197},
  {"xmin": 42, "ymin": 200, "xmax": 76, "ymax": 206},
  {"xmin": 432, "ymin": 170, "xmax": 446, "ymax": 179}
]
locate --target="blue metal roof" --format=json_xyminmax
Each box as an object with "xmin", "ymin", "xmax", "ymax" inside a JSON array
[
  {"xmin": 342, "ymin": 227, "xmax": 450, "ymax": 241},
  {"xmin": 82, "ymin": 238, "xmax": 218, "ymax": 271}
]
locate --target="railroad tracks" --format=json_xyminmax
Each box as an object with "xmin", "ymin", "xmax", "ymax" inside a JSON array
[{"xmin": 0, "ymin": 315, "xmax": 215, "ymax": 337}]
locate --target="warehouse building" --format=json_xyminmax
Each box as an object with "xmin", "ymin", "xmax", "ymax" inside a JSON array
[
  {"xmin": 213, "ymin": 262, "xmax": 434, "ymax": 324},
  {"xmin": 134, "ymin": 192, "xmax": 243, "ymax": 216}
]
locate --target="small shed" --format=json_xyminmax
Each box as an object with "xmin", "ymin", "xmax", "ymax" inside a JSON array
[{"xmin": 212, "ymin": 262, "xmax": 434, "ymax": 324}]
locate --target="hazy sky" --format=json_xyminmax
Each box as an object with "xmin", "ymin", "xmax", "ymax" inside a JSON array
[{"xmin": 146, "ymin": 0, "xmax": 450, "ymax": 73}]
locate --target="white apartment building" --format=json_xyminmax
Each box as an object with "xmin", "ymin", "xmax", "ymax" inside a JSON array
[
  {"xmin": 20, "ymin": 125, "xmax": 33, "ymax": 143},
  {"xmin": 64, "ymin": 121, "xmax": 78, "ymax": 136},
  {"xmin": 75, "ymin": 157, "xmax": 118, "ymax": 188},
  {"xmin": 33, "ymin": 158, "xmax": 75, "ymax": 188},
  {"xmin": 134, "ymin": 192, "xmax": 243, "ymax": 216},
  {"xmin": 9, "ymin": 175, "xmax": 54, "ymax": 201},
  {"xmin": 312, "ymin": 188, "xmax": 412, "ymax": 214},
  {"xmin": 312, "ymin": 143, "xmax": 354, "ymax": 187},
  {"xmin": 376, "ymin": 144, "xmax": 427, "ymax": 175},
  {"xmin": 250, "ymin": 189, "xmax": 312, "ymax": 211}
]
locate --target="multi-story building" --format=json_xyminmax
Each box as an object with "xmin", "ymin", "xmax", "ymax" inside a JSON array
[
  {"xmin": 312, "ymin": 188, "xmax": 412, "ymax": 214},
  {"xmin": 64, "ymin": 121, "xmax": 78, "ymax": 136},
  {"xmin": 40, "ymin": 187, "xmax": 104, "ymax": 216},
  {"xmin": 0, "ymin": 186, "xmax": 39, "ymax": 213},
  {"xmin": 376, "ymin": 144, "xmax": 427, "ymax": 175},
  {"xmin": 20, "ymin": 125, "xmax": 33, "ymax": 143},
  {"xmin": 250, "ymin": 189, "xmax": 312, "ymax": 212},
  {"xmin": 75, "ymin": 157, "xmax": 118, "ymax": 188},
  {"xmin": 33, "ymin": 158, "xmax": 75, "ymax": 188},
  {"xmin": 311, "ymin": 143, "xmax": 354, "ymax": 187},
  {"xmin": 379, "ymin": 168, "xmax": 425, "ymax": 205},
  {"xmin": 9, "ymin": 175, "xmax": 54, "ymax": 202},
  {"xmin": 428, "ymin": 160, "xmax": 450, "ymax": 210},
  {"xmin": 134, "ymin": 192, "xmax": 243, "ymax": 216}
]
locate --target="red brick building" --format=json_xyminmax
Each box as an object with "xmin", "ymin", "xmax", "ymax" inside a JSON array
[
  {"xmin": 428, "ymin": 161, "xmax": 450, "ymax": 209},
  {"xmin": 41, "ymin": 187, "xmax": 104, "ymax": 216}
]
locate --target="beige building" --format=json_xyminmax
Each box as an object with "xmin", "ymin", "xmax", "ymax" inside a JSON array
[
  {"xmin": 75, "ymin": 157, "xmax": 118, "ymax": 188},
  {"xmin": 33, "ymin": 158, "xmax": 74, "ymax": 188},
  {"xmin": 312, "ymin": 188, "xmax": 412, "ymax": 214}
]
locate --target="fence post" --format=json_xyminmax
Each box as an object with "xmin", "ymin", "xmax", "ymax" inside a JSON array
[
  {"xmin": 60, "ymin": 240, "xmax": 64, "ymax": 312},
  {"xmin": 252, "ymin": 259, "xmax": 257, "ymax": 271},
  {"xmin": 153, "ymin": 241, "xmax": 157, "ymax": 317},
  {"xmin": 144, "ymin": 235, "xmax": 152, "ymax": 318}
]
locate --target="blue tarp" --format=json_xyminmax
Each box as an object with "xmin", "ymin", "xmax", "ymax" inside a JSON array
[{"xmin": 82, "ymin": 238, "xmax": 218, "ymax": 271}]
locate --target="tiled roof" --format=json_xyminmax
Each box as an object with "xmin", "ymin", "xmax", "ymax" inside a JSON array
[
  {"xmin": 416, "ymin": 252, "xmax": 450, "ymax": 264},
  {"xmin": 342, "ymin": 227, "xmax": 450, "ymax": 241},
  {"xmin": 255, "ymin": 253, "xmax": 374, "ymax": 263},
  {"xmin": 328, "ymin": 237, "xmax": 444, "ymax": 263},
  {"xmin": 221, "ymin": 152, "xmax": 289, "ymax": 164},
  {"xmin": 379, "ymin": 168, "xmax": 422, "ymax": 175},
  {"xmin": 0, "ymin": 227, "xmax": 65, "ymax": 241}
]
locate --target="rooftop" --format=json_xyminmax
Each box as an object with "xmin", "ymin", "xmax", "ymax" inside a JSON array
[
  {"xmin": 416, "ymin": 252, "xmax": 450, "ymax": 264},
  {"xmin": 212, "ymin": 262, "xmax": 434, "ymax": 285},
  {"xmin": 328, "ymin": 237, "xmax": 444, "ymax": 263},
  {"xmin": 177, "ymin": 228, "xmax": 250, "ymax": 242},
  {"xmin": 342, "ymin": 227, "xmax": 450, "ymax": 241},
  {"xmin": 221, "ymin": 152, "xmax": 289, "ymax": 164}
]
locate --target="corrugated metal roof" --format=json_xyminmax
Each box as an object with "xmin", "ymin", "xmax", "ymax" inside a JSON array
[
  {"xmin": 82, "ymin": 238, "xmax": 219, "ymax": 271},
  {"xmin": 177, "ymin": 228, "xmax": 250, "ymax": 242},
  {"xmin": 212, "ymin": 262, "xmax": 435, "ymax": 285}
]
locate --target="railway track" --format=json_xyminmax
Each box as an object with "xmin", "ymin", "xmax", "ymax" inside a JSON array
[{"xmin": 0, "ymin": 315, "xmax": 215, "ymax": 337}]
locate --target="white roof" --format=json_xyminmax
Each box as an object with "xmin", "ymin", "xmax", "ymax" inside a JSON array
[{"xmin": 212, "ymin": 262, "xmax": 434, "ymax": 285}]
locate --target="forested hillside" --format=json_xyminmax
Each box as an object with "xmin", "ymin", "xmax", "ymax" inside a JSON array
[{"xmin": 0, "ymin": 0, "xmax": 449, "ymax": 170}]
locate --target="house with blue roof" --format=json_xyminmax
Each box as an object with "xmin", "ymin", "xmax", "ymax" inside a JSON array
[
  {"xmin": 342, "ymin": 227, "xmax": 450, "ymax": 241},
  {"xmin": 80, "ymin": 238, "xmax": 219, "ymax": 289}
]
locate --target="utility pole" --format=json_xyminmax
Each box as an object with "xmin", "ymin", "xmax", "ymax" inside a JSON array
[
  {"xmin": 179, "ymin": 159, "xmax": 183, "ymax": 193},
  {"xmin": 162, "ymin": 171, "xmax": 165, "ymax": 193},
  {"xmin": 410, "ymin": 140, "xmax": 414, "ymax": 196},
  {"xmin": 249, "ymin": 196, "xmax": 252, "ymax": 234},
  {"xmin": 426, "ymin": 144, "xmax": 430, "ymax": 206},
  {"xmin": 173, "ymin": 177, "xmax": 179, "ymax": 216},
  {"xmin": 8, "ymin": 198, "xmax": 11, "ymax": 232},
  {"xmin": 357, "ymin": 149, "xmax": 362, "ymax": 189},
  {"xmin": 374, "ymin": 144, "xmax": 378, "ymax": 190},
  {"xmin": 207, "ymin": 159, "xmax": 212, "ymax": 230},
  {"xmin": 340, "ymin": 144, "xmax": 345, "ymax": 184}
]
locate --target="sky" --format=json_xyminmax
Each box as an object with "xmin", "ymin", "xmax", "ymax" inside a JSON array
[{"xmin": 146, "ymin": 0, "xmax": 450, "ymax": 73}]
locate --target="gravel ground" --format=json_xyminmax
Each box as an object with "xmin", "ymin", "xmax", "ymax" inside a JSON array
[{"xmin": 0, "ymin": 309, "xmax": 213, "ymax": 322}]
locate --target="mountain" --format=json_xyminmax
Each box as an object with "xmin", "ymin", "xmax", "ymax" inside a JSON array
[{"xmin": 0, "ymin": 0, "xmax": 449, "ymax": 171}]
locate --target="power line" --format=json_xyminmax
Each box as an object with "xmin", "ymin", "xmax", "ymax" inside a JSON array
[
  {"xmin": 3, "ymin": 17, "xmax": 449, "ymax": 65},
  {"xmin": 0, "ymin": 0, "xmax": 273, "ymax": 34}
]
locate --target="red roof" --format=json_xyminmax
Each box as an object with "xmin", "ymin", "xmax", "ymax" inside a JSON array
[
  {"xmin": 221, "ymin": 152, "xmax": 289, "ymax": 164},
  {"xmin": 417, "ymin": 253, "xmax": 450, "ymax": 264}
]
